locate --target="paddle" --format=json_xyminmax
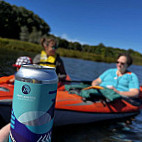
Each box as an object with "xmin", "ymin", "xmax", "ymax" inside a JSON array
[
  {"xmin": 63, "ymin": 80, "xmax": 92, "ymax": 84},
  {"xmin": 83, "ymin": 86, "xmax": 104, "ymax": 90}
]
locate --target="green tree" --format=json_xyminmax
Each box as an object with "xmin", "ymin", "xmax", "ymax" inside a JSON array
[
  {"xmin": 58, "ymin": 39, "xmax": 69, "ymax": 49},
  {"xmin": 0, "ymin": 1, "xmax": 18, "ymax": 38},
  {"xmin": 71, "ymin": 42, "xmax": 82, "ymax": 51},
  {"xmin": 0, "ymin": 1, "xmax": 50, "ymax": 39},
  {"xmin": 29, "ymin": 27, "xmax": 42, "ymax": 43},
  {"xmin": 82, "ymin": 44, "xmax": 91, "ymax": 52},
  {"xmin": 20, "ymin": 26, "xmax": 29, "ymax": 41},
  {"xmin": 95, "ymin": 43, "xmax": 105, "ymax": 54}
]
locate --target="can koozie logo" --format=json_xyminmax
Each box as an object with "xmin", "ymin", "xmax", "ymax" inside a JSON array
[{"xmin": 22, "ymin": 85, "xmax": 31, "ymax": 94}]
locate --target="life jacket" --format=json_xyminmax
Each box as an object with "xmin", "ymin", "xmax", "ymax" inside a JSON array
[{"xmin": 40, "ymin": 50, "xmax": 56, "ymax": 67}]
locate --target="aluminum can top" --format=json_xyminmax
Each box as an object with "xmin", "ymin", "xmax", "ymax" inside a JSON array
[{"xmin": 15, "ymin": 64, "xmax": 58, "ymax": 84}]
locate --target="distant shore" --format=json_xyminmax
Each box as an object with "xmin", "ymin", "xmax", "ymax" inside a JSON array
[{"xmin": 0, "ymin": 38, "xmax": 142, "ymax": 66}]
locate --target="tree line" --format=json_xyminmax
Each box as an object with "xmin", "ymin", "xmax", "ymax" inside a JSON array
[
  {"xmin": 0, "ymin": 1, "xmax": 142, "ymax": 63},
  {"xmin": 0, "ymin": 1, "xmax": 50, "ymax": 43}
]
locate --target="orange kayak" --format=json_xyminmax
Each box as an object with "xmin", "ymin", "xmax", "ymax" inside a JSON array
[{"xmin": 0, "ymin": 83, "xmax": 142, "ymax": 126}]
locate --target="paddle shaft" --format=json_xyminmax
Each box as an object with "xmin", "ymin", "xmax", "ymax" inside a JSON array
[{"xmin": 64, "ymin": 80, "xmax": 92, "ymax": 84}]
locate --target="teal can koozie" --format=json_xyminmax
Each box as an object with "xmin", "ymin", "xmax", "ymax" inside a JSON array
[{"xmin": 9, "ymin": 65, "xmax": 58, "ymax": 142}]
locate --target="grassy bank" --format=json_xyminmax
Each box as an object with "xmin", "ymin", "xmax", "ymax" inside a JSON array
[
  {"xmin": 56, "ymin": 48, "xmax": 115, "ymax": 63},
  {"xmin": 0, "ymin": 38, "xmax": 142, "ymax": 66},
  {"xmin": 57, "ymin": 48, "xmax": 142, "ymax": 66},
  {"xmin": 0, "ymin": 38, "xmax": 42, "ymax": 53}
]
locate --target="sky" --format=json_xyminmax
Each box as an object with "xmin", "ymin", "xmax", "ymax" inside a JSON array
[{"xmin": 4, "ymin": 0, "xmax": 142, "ymax": 54}]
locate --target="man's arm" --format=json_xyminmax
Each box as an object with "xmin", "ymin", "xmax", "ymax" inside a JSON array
[
  {"xmin": 91, "ymin": 78, "xmax": 102, "ymax": 86},
  {"xmin": 111, "ymin": 87, "xmax": 139, "ymax": 97}
]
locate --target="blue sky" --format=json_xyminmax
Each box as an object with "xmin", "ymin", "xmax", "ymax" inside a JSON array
[{"xmin": 4, "ymin": 0, "xmax": 142, "ymax": 54}]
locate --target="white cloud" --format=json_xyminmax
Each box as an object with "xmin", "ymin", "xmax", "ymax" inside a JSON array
[
  {"xmin": 55, "ymin": 33, "xmax": 86, "ymax": 44},
  {"xmin": 61, "ymin": 33, "xmax": 80, "ymax": 42}
]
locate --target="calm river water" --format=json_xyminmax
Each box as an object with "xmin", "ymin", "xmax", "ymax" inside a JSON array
[{"xmin": 0, "ymin": 54, "xmax": 142, "ymax": 142}]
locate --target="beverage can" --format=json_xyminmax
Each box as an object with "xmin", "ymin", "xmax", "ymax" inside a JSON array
[{"xmin": 9, "ymin": 64, "xmax": 58, "ymax": 142}]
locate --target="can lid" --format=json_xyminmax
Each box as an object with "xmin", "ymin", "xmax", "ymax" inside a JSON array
[
  {"xmin": 22, "ymin": 64, "xmax": 55, "ymax": 70},
  {"xmin": 15, "ymin": 64, "xmax": 58, "ymax": 84}
]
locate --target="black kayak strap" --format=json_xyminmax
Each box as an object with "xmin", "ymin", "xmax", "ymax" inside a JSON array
[
  {"xmin": 123, "ymin": 97, "xmax": 142, "ymax": 106},
  {"xmin": 36, "ymin": 62, "xmax": 56, "ymax": 65}
]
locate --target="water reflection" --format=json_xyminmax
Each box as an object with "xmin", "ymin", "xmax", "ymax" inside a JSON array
[{"xmin": 52, "ymin": 118, "xmax": 142, "ymax": 142}]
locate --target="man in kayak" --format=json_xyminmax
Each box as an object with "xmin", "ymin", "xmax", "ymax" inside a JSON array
[
  {"xmin": 33, "ymin": 37, "xmax": 67, "ymax": 82},
  {"xmin": 0, "ymin": 56, "xmax": 33, "ymax": 84},
  {"xmin": 92, "ymin": 53, "xmax": 139, "ymax": 98}
]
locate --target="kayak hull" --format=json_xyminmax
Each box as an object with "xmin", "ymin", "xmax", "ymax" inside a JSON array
[
  {"xmin": 54, "ymin": 109, "xmax": 139, "ymax": 126},
  {"xmin": 0, "ymin": 100, "xmax": 140, "ymax": 127},
  {"xmin": 0, "ymin": 83, "xmax": 141, "ymax": 127},
  {"xmin": 0, "ymin": 100, "xmax": 139, "ymax": 127}
]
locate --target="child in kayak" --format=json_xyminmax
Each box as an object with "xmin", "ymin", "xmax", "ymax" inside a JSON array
[{"xmin": 0, "ymin": 56, "xmax": 33, "ymax": 84}]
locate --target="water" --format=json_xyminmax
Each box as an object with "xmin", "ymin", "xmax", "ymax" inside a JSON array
[
  {"xmin": 62, "ymin": 57, "xmax": 142, "ymax": 85},
  {"xmin": 52, "ymin": 57, "xmax": 142, "ymax": 142},
  {"xmin": 1, "ymin": 53, "xmax": 142, "ymax": 142}
]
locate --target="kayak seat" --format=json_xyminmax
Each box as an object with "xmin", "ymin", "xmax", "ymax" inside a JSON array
[
  {"xmin": 65, "ymin": 83, "xmax": 90, "ymax": 95},
  {"xmin": 80, "ymin": 87, "xmax": 122, "ymax": 102},
  {"xmin": 68, "ymin": 88, "xmax": 81, "ymax": 95},
  {"xmin": 65, "ymin": 83, "xmax": 90, "ymax": 91},
  {"xmin": 82, "ymin": 92, "xmax": 106, "ymax": 102},
  {"xmin": 65, "ymin": 84, "xmax": 122, "ymax": 102}
]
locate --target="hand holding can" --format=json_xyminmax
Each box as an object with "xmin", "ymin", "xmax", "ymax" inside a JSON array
[{"xmin": 9, "ymin": 65, "xmax": 58, "ymax": 142}]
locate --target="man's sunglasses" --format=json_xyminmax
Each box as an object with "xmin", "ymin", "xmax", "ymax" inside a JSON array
[{"xmin": 116, "ymin": 61, "xmax": 126, "ymax": 66}]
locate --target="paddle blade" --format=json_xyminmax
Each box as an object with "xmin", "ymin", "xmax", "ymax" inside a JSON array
[
  {"xmin": 83, "ymin": 86, "xmax": 104, "ymax": 90},
  {"xmin": 63, "ymin": 80, "xmax": 92, "ymax": 84}
]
